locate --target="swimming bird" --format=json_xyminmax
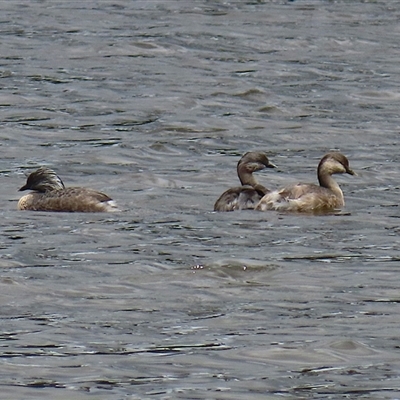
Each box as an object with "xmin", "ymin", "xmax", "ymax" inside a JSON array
[
  {"xmin": 214, "ymin": 151, "xmax": 276, "ymax": 212},
  {"xmin": 255, "ymin": 152, "xmax": 355, "ymax": 213},
  {"xmin": 17, "ymin": 167, "xmax": 119, "ymax": 212}
]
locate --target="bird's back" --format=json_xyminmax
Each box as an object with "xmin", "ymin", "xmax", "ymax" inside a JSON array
[
  {"xmin": 256, "ymin": 183, "xmax": 343, "ymax": 212},
  {"xmin": 18, "ymin": 187, "xmax": 119, "ymax": 212}
]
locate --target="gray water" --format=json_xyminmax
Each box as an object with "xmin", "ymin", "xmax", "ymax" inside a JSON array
[{"xmin": 1, "ymin": 1, "xmax": 400, "ymax": 399}]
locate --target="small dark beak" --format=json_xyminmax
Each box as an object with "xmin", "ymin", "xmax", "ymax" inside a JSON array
[
  {"xmin": 18, "ymin": 185, "xmax": 28, "ymax": 192},
  {"xmin": 266, "ymin": 162, "xmax": 277, "ymax": 169},
  {"xmin": 347, "ymin": 168, "xmax": 356, "ymax": 176}
]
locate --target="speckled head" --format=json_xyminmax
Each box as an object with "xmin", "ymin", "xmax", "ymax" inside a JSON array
[
  {"xmin": 19, "ymin": 167, "xmax": 65, "ymax": 193},
  {"xmin": 238, "ymin": 151, "xmax": 276, "ymax": 173},
  {"xmin": 318, "ymin": 152, "xmax": 355, "ymax": 176}
]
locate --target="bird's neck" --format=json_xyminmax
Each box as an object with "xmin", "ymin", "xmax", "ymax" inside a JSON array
[
  {"xmin": 318, "ymin": 172, "xmax": 344, "ymax": 203},
  {"xmin": 238, "ymin": 165, "xmax": 258, "ymax": 187}
]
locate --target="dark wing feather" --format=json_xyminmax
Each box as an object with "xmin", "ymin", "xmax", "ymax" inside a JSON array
[{"xmin": 214, "ymin": 186, "xmax": 264, "ymax": 212}]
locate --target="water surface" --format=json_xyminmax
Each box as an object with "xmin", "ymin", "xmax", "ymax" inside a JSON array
[{"xmin": 1, "ymin": 1, "xmax": 400, "ymax": 399}]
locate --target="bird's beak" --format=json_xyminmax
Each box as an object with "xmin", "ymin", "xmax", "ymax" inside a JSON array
[
  {"xmin": 347, "ymin": 168, "xmax": 356, "ymax": 176},
  {"xmin": 267, "ymin": 162, "xmax": 277, "ymax": 169}
]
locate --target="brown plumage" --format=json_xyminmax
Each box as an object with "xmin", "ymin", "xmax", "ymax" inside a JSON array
[
  {"xmin": 17, "ymin": 167, "xmax": 119, "ymax": 212},
  {"xmin": 255, "ymin": 152, "xmax": 355, "ymax": 213},
  {"xmin": 214, "ymin": 151, "xmax": 276, "ymax": 212}
]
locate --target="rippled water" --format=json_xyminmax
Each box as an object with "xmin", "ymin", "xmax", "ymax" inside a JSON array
[{"xmin": 1, "ymin": 1, "xmax": 400, "ymax": 399}]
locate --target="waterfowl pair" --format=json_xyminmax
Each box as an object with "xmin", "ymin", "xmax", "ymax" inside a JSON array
[
  {"xmin": 17, "ymin": 167, "xmax": 119, "ymax": 212},
  {"xmin": 214, "ymin": 151, "xmax": 355, "ymax": 213},
  {"xmin": 214, "ymin": 151, "xmax": 276, "ymax": 211},
  {"xmin": 255, "ymin": 152, "xmax": 355, "ymax": 213}
]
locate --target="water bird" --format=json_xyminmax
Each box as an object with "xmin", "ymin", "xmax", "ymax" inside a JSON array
[
  {"xmin": 255, "ymin": 152, "xmax": 355, "ymax": 213},
  {"xmin": 17, "ymin": 167, "xmax": 119, "ymax": 212},
  {"xmin": 214, "ymin": 151, "xmax": 276, "ymax": 212}
]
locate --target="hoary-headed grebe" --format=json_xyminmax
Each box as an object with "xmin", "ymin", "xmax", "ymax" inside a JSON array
[
  {"xmin": 18, "ymin": 167, "xmax": 119, "ymax": 212},
  {"xmin": 214, "ymin": 151, "xmax": 276, "ymax": 212},
  {"xmin": 255, "ymin": 152, "xmax": 355, "ymax": 213}
]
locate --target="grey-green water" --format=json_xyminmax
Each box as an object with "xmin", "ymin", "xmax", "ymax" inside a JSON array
[{"xmin": 1, "ymin": 1, "xmax": 400, "ymax": 399}]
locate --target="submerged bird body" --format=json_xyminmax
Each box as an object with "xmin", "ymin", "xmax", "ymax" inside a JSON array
[
  {"xmin": 17, "ymin": 167, "xmax": 119, "ymax": 212},
  {"xmin": 255, "ymin": 152, "xmax": 355, "ymax": 213},
  {"xmin": 214, "ymin": 151, "xmax": 275, "ymax": 212}
]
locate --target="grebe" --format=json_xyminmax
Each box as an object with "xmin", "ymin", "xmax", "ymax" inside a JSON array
[
  {"xmin": 255, "ymin": 152, "xmax": 355, "ymax": 213},
  {"xmin": 17, "ymin": 167, "xmax": 119, "ymax": 212},
  {"xmin": 214, "ymin": 151, "xmax": 276, "ymax": 212}
]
